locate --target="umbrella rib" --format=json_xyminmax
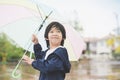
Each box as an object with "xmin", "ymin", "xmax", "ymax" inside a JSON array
[{"xmin": 36, "ymin": 4, "xmax": 43, "ymax": 21}]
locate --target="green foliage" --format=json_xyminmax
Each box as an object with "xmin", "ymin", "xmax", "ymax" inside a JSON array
[
  {"xmin": 0, "ymin": 32, "xmax": 24, "ymax": 62},
  {"xmin": 112, "ymin": 45, "xmax": 120, "ymax": 60},
  {"xmin": 6, "ymin": 47, "xmax": 23, "ymax": 62},
  {"xmin": 115, "ymin": 45, "xmax": 120, "ymax": 53}
]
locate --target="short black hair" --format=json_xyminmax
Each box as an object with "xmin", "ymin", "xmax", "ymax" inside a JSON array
[{"xmin": 44, "ymin": 21, "xmax": 66, "ymax": 48}]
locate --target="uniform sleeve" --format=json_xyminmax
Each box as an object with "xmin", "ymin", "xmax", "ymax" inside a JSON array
[
  {"xmin": 33, "ymin": 43, "xmax": 44, "ymax": 59},
  {"xmin": 32, "ymin": 54, "xmax": 64, "ymax": 73}
]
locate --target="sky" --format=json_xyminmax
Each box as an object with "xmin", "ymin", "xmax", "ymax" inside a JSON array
[{"xmin": 36, "ymin": 0, "xmax": 120, "ymax": 38}]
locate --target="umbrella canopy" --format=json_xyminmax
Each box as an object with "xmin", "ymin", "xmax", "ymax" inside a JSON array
[
  {"xmin": 64, "ymin": 24, "xmax": 86, "ymax": 61},
  {"xmin": 0, "ymin": 0, "xmax": 60, "ymax": 27},
  {"xmin": 0, "ymin": 0, "xmax": 86, "ymax": 61}
]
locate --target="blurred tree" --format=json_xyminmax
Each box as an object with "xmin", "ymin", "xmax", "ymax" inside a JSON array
[
  {"xmin": 115, "ymin": 45, "xmax": 120, "ymax": 53},
  {"xmin": 0, "ymin": 32, "xmax": 8, "ymax": 63},
  {"xmin": 0, "ymin": 32, "xmax": 23, "ymax": 63},
  {"xmin": 69, "ymin": 10, "xmax": 84, "ymax": 32},
  {"xmin": 106, "ymin": 38, "xmax": 114, "ymax": 46}
]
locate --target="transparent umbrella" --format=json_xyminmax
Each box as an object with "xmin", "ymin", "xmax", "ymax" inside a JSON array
[
  {"xmin": 0, "ymin": 0, "xmax": 86, "ymax": 78},
  {"xmin": 0, "ymin": 0, "xmax": 86, "ymax": 61},
  {"xmin": 0, "ymin": 0, "xmax": 54, "ymax": 78}
]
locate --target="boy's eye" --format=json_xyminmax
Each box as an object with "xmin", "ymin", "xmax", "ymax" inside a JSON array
[
  {"xmin": 49, "ymin": 31, "xmax": 54, "ymax": 33},
  {"xmin": 57, "ymin": 30, "xmax": 61, "ymax": 33},
  {"xmin": 49, "ymin": 30, "xmax": 61, "ymax": 33}
]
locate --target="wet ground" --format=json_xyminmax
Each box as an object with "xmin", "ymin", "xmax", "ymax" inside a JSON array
[{"xmin": 0, "ymin": 54, "xmax": 120, "ymax": 80}]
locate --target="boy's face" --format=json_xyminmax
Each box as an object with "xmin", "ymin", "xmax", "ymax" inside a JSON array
[{"xmin": 47, "ymin": 27, "xmax": 63, "ymax": 46}]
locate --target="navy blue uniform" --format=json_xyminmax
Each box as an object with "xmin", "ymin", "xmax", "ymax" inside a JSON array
[{"xmin": 32, "ymin": 43, "xmax": 71, "ymax": 80}]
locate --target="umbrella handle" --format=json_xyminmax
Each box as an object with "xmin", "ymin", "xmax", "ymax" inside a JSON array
[
  {"xmin": 12, "ymin": 62, "xmax": 21, "ymax": 78},
  {"xmin": 11, "ymin": 51, "xmax": 28, "ymax": 78},
  {"xmin": 29, "ymin": 51, "xmax": 33, "ymax": 59}
]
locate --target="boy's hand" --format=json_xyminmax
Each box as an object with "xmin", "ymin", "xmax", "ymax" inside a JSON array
[
  {"xmin": 23, "ymin": 55, "xmax": 34, "ymax": 65},
  {"xmin": 32, "ymin": 34, "xmax": 39, "ymax": 44}
]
